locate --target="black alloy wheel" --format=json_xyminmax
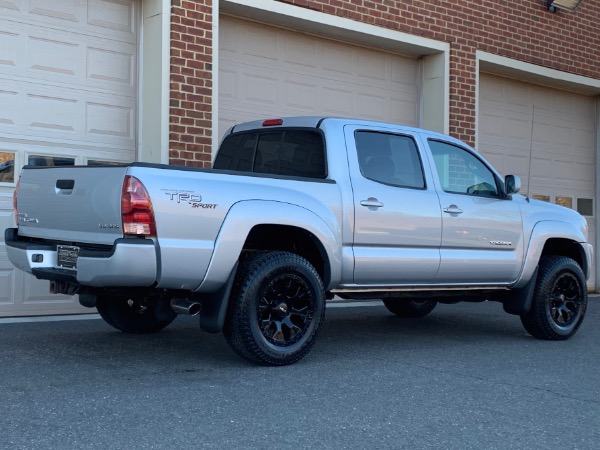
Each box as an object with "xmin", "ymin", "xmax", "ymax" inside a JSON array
[
  {"xmin": 258, "ymin": 273, "xmax": 315, "ymax": 347},
  {"xmin": 520, "ymin": 256, "xmax": 587, "ymax": 340},
  {"xmin": 224, "ymin": 251, "xmax": 325, "ymax": 366}
]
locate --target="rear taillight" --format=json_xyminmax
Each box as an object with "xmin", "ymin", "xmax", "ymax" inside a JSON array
[
  {"xmin": 13, "ymin": 177, "xmax": 19, "ymax": 226},
  {"xmin": 121, "ymin": 176, "xmax": 156, "ymax": 237}
]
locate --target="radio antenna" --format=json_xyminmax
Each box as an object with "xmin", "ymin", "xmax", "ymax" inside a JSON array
[{"xmin": 526, "ymin": 105, "xmax": 535, "ymax": 203}]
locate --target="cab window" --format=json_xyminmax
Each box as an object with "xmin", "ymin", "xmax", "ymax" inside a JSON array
[
  {"xmin": 214, "ymin": 129, "xmax": 326, "ymax": 179},
  {"xmin": 428, "ymin": 140, "xmax": 499, "ymax": 197},
  {"xmin": 355, "ymin": 131, "xmax": 425, "ymax": 189}
]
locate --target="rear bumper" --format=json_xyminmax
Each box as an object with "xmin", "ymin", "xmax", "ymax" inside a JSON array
[{"xmin": 5, "ymin": 228, "xmax": 158, "ymax": 287}]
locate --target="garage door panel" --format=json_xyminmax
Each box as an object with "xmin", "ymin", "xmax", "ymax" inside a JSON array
[
  {"xmin": 0, "ymin": 0, "xmax": 138, "ymax": 317},
  {"xmin": 323, "ymin": 88, "xmax": 353, "ymax": 115},
  {"xmin": 391, "ymin": 97, "xmax": 419, "ymax": 124},
  {"xmin": 0, "ymin": 28, "xmax": 19, "ymax": 68},
  {"xmin": 283, "ymin": 36, "xmax": 317, "ymax": 68},
  {"xmin": 0, "ymin": 80, "xmax": 135, "ymax": 152},
  {"xmin": 322, "ymin": 44, "xmax": 352, "ymax": 74},
  {"xmin": 87, "ymin": 46, "xmax": 135, "ymax": 86},
  {"xmin": 29, "ymin": 0, "xmax": 79, "ymax": 21},
  {"xmin": 479, "ymin": 73, "xmax": 596, "ymax": 289},
  {"xmin": 284, "ymin": 80, "xmax": 318, "ymax": 112},
  {"xmin": 535, "ymin": 121, "xmax": 573, "ymax": 147},
  {"xmin": 29, "ymin": 35, "xmax": 81, "ymax": 77},
  {"xmin": 0, "ymin": 265, "xmax": 16, "ymax": 306},
  {"xmin": 0, "ymin": 22, "xmax": 136, "ymax": 94},
  {"xmin": 88, "ymin": 0, "xmax": 136, "ymax": 34},
  {"xmin": 0, "ymin": 0, "xmax": 18, "ymax": 12},
  {"xmin": 1, "ymin": 0, "xmax": 136, "ymax": 44},
  {"xmin": 576, "ymin": 128, "xmax": 594, "ymax": 148},
  {"xmin": 219, "ymin": 16, "xmax": 420, "ymax": 139}
]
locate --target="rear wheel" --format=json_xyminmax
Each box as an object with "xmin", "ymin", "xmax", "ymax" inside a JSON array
[
  {"xmin": 382, "ymin": 298, "xmax": 438, "ymax": 318},
  {"xmin": 520, "ymin": 256, "xmax": 587, "ymax": 340},
  {"xmin": 224, "ymin": 251, "xmax": 325, "ymax": 366},
  {"xmin": 96, "ymin": 295, "xmax": 177, "ymax": 334}
]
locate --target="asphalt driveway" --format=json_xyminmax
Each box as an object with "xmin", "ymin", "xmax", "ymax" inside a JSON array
[{"xmin": 1, "ymin": 298, "xmax": 599, "ymax": 449}]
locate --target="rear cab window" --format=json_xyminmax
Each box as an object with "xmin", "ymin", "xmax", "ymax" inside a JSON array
[
  {"xmin": 354, "ymin": 131, "xmax": 425, "ymax": 189},
  {"xmin": 214, "ymin": 129, "xmax": 327, "ymax": 179}
]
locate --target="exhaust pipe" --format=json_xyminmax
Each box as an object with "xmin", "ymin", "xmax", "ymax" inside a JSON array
[{"xmin": 171, "ymin": 298, "xmax": 202, "ymax": 316}]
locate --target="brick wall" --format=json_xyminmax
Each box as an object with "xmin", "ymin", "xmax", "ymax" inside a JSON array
[
  {"xmin": 170, "ymin": 0, "xmax": 213, "ymax": 167},
  {"xmin": 170, "ymin": 0, "xmax": 600, "ymax": 163}
]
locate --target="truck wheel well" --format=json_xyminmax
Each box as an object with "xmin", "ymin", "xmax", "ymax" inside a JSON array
[
  {"xmin": 541, "ymin": 238, "xmax": 588, "ymax": 278},
  {"xmin": 242, "ymin": 224, "xmax": 329, "ymax": 286}
]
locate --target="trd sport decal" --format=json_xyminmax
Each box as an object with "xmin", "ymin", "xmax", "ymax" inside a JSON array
[{"xmin": 162, "ymin": 189, "xmax": 217, "ymax": 209}]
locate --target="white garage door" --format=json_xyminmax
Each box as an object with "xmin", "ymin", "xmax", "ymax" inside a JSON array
[
  {"xmin": 478, "ymin": 73, "xmax": 596, "ymax": 288},
  {"xmin": 218, "ymin": 16, "xmax": 420, "ymax": 140},
  {"xmin": 0, "ymin": 0, "xmax": 138, "ymax": 317}
]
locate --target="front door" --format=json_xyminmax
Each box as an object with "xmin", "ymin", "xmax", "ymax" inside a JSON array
[
  {"xmin": 424, "ymin": 139, "xmax": 524, "ymax": 284},
  {"xmin": 346, "ymin": 126, "xmax": 442, "ymax": 285}
]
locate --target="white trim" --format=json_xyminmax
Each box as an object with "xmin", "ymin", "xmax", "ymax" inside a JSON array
[
  {"xmin": 211, "ymin": 0, "xmax": 220, "ymax": 160},
  {"xmin": 221, "ymin": 0, "xmax": 448, "ymax": 55},
  {"xmin": 160, "ymin": 0, "xmax": 171, "ymax": 165},
  {"xmin": 477, "ymin": 51, "xmax": 600, "ymax": 95},
  {"xmin": 476, "ymin": 51, "xmax": 600, "ymax": 150},
  {"xmin": 139, "ymin": 0, "xmax": 170, "ymax": 164}
]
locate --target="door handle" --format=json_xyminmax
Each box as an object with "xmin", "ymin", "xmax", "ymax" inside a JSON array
[
  {"xmin": 443, "ymin": 205, "xmax": 463, "ymax": 215},
  {"xmin": 360, "ymin": 198, "xmax": 384, "ymax": 209}
]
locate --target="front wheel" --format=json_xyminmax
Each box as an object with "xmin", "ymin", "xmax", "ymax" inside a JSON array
[
  {"xmin": 224, "ymin": 251, "xmax": 325, "ymax": 366},
  {"xmin": 520, "ymin": 256, "xmax": 587, "ymax": 340},
  {"xmin": 383, "ymin": 298, "xmax": 438, "ymax": 318},
  {"xmin": 96, "ymin": 295, "xmax": 177, "ymax": 334}
]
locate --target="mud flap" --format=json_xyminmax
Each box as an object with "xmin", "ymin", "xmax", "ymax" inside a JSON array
[
  {"xmin": 503, "ymin": 266, "xmax": 539, "ymax": 315},
  {"xmin": 199, "ymin": 262, "xmax": 239, "ymax": 333}
]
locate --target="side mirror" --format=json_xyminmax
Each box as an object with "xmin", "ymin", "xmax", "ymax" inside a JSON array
[{"xmin": 505, "ymin": 175, "xmax": 521, "ymax": 195}]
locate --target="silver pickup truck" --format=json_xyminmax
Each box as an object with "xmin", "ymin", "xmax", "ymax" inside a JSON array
[{"xmin": 6, "ymin": 117, "xmax": 593, "ymax": 365}]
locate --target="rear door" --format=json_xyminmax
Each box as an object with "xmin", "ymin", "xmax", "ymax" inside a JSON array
[
  {"xmin": 424, "ymin": 139, "xmax": 524, "ymax": 284},
  {"xmin": 345, "ymin": 125, "xmax": 442, "ymax": 285}
]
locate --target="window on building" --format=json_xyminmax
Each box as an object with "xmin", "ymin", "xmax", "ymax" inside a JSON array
[
  {"xmin": 0, "ymin": 152, "xmax": 15, "ymax": 183},
  {"xmin": 28, "ymin": 155, "xmax": 75, "ymax": 167}
]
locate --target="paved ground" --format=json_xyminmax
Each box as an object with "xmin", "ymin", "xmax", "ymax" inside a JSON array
[{"xmin": 1, "ymin": 298, "xmax": 599, "ymax": 449}]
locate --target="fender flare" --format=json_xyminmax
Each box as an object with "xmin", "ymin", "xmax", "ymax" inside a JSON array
[
  {"xmin": 513, "ymin": 220, "xmax": 588, "ymax": 289},
  {"xmin": 194, "ymin": 200, "xmax": 342, "ymax": 293}
]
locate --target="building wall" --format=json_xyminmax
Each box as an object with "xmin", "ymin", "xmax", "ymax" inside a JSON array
[
  {"xmin": 167, "ymin": 0, "xmax": 600, "ymax": 167},
  {"xmin": 170, "ymin": 0, "xmax": 214, "ymax": 167}
]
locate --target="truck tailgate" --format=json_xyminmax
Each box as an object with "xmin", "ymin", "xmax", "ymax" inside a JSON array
[{"xmin": 16, "ymin": 166, "xmax": 129, "ymax": 245}]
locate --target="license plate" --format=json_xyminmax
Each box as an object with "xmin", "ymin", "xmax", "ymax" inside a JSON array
[{"xmin": 57, "ymin": 245, "xmax": 79, "ymax": 269}]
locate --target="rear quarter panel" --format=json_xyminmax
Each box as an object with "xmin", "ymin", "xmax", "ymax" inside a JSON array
[{"xmin": 129, "ymin": 165, "xmax": 343, "ymax": 291}]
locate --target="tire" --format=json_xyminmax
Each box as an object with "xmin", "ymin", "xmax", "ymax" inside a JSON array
[
  {"xmin": 382, "ymin": 298, "xmax": 438, "ymax": 318},
  {"xmin": 223, "ymin": 251, "xmax": 325, "ymax": 366},
  {"xmin": 96, "ymin": 295, "xmax": 177, "ymax": 334},
  {"xmin": 520, "ymin": 256, "xmax": 587, "ymax": 340}
]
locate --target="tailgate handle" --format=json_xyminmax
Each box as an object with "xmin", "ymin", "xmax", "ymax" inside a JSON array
[
  {"xmin": 56, "ymin": 179, "xmax": 74, "ymax": 189},
  {"xmin": 56, "ymin": 179, "xmax": 74, "ymax": 194}
]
